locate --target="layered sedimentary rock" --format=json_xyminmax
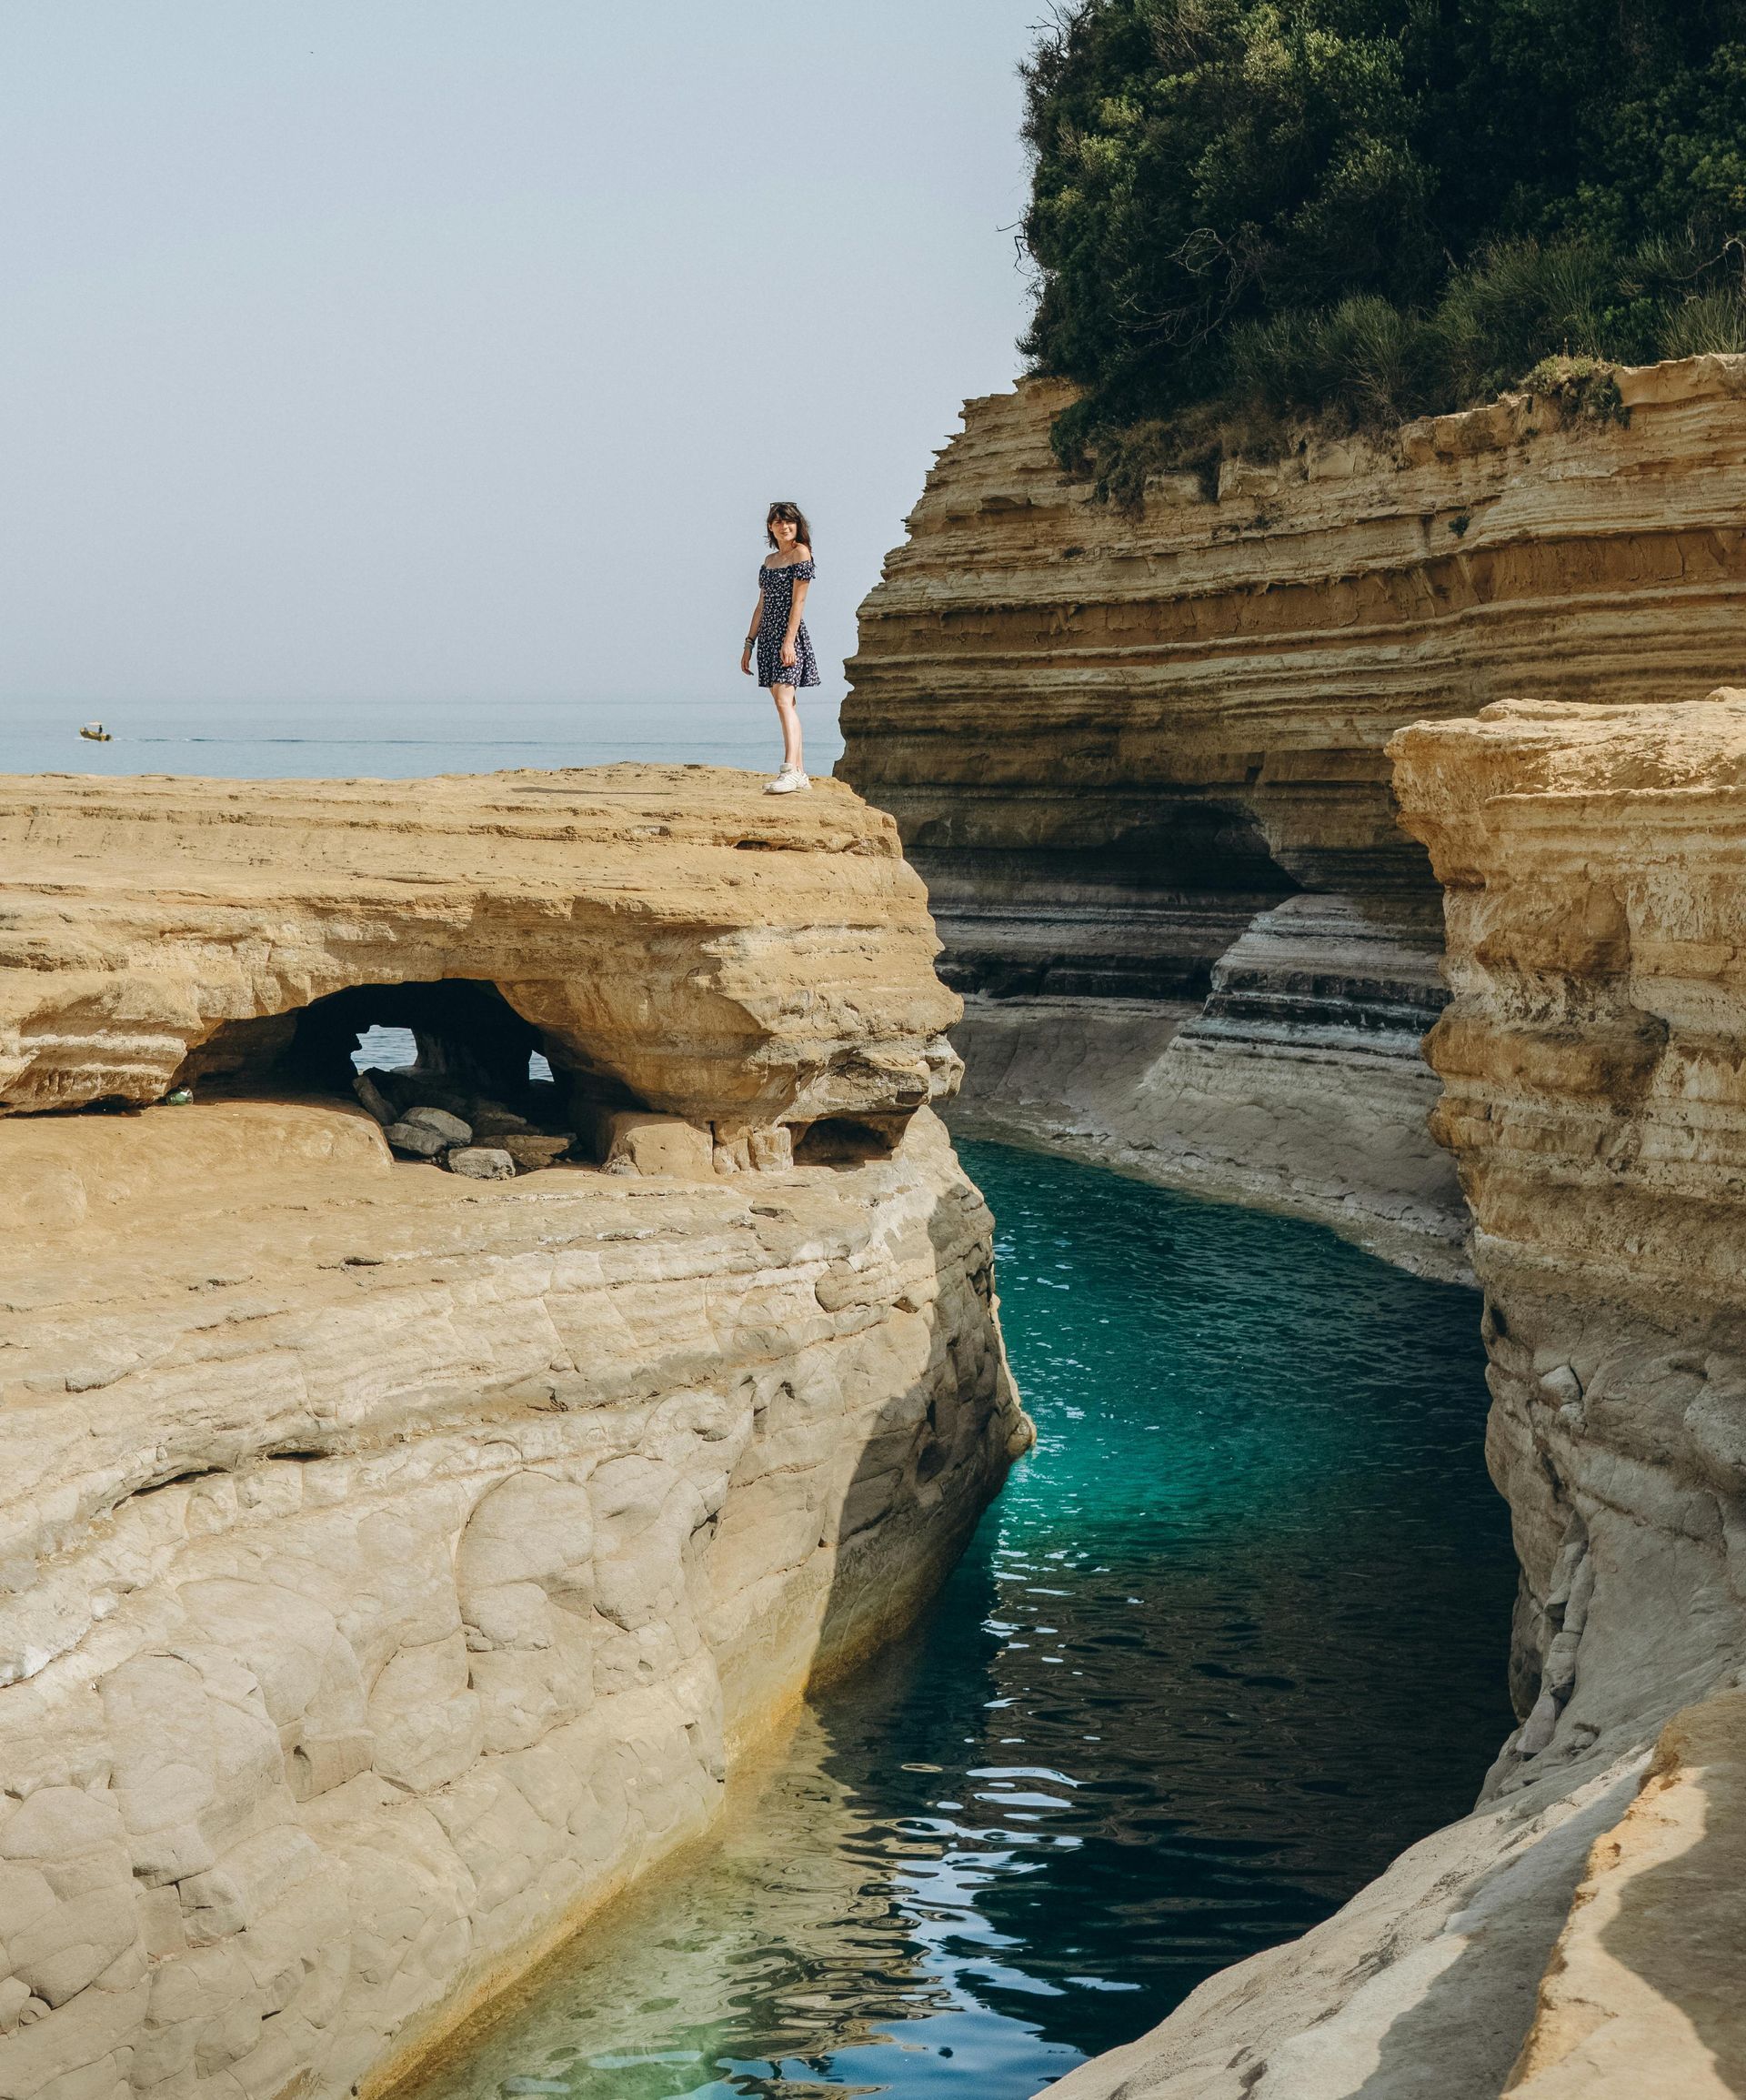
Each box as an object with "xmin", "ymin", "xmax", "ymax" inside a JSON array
[
  {"xmin": 948, "ymin": 891, "xmax": 1460, "ymax": 1275},
  {"xmin": 0, "ymin": 767, "xmax": 959, "ymax": 1135},
  {"xmin": 1047, "ymin": 695, "xmax": 1746, "ymax": 2098},
  {"xmin": 840, "ymin": 357, "xmax": 1746, "ymax": 1266},
  {"xmin": 0, "ymin": 772, "xmax": 1026, "ymax": 2100}
]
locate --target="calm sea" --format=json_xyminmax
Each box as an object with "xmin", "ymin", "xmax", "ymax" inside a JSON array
[{"xmin": 0, "ymin": 696, "xmax": 842, "ymax": 782}]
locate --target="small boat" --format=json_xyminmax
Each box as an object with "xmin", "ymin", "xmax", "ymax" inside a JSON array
[{"xmin": 78, "ymin": 722, "xmax": 112, "ymax": 742}]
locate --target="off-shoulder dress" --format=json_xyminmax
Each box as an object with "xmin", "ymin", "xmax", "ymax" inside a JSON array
[{"xmin": 756, "ymin": 558, "xmax": 819, "ymax": 690}]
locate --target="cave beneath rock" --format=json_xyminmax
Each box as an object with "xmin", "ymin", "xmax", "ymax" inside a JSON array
[{"xmin": 170, "ymin": 979, "xmax": 647, "ymax": 1173}]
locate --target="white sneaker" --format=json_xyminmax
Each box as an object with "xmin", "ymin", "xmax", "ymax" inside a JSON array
[{"xmin": 764, "ymin": 765, "xmax": 809, "ymax": 795}]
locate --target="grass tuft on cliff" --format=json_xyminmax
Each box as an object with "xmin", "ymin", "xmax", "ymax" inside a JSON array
[{"xmin": 1020, "ymin": 0, "xmax": 1746, "ymax": 503}]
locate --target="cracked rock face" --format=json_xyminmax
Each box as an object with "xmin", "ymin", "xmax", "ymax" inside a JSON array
[
  {"xmin": 0, "ymin": 1100, "xmax": 1024, "ymax": 2100},
  {"xmin": 0, "ymin": 774, "xmax": 1026, "ymax": 2100}
]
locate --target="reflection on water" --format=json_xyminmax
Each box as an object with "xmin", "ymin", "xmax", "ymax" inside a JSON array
[
  {"xmin": 408, "ymin": 1706, "xmax": 1082, "ymax": 2100},
  {"xmin": 409, "ymin": 1141, "xmax": 1516, "ymax": 2100}
]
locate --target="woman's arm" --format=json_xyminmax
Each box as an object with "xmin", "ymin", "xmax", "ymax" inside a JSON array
[
  {"xmin": 781, "ymin": 572, "xmax": 810, "ymax": 666},
  {"xmin": 739, "ymin": 592, "xmax": 763, "ymax": 675}
]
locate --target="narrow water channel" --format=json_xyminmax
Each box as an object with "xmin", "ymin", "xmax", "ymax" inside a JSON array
[{"xmin": 411, "ymin": 1141, "xmax": 1516, "ymax": 2100}]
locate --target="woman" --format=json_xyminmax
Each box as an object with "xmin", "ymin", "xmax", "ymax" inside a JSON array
[{"xmin": 741, "ymin": 500, "xmax": 818, "ymax": 793}]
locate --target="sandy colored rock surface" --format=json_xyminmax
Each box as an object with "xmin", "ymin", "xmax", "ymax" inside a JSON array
[
  {"xmin": 0, "ymin": 770, "xmax": 1026, "ymax": 2100},
  {"xmin": 1391, "ymin": 689, "xmax": 1746, "ymax": 1758},
  {"xmin": 843, "ymin": 361, "xmax": 1746, "ymax": 904},
  {"xmin": 0, "ymin": 765, "xmax": 959, "ymax": 1127},
  {"xmin": 1506, "ymin": 1688, "xmax": 1746, "ymax": 2098},
  {"xmin": 1043, "ymin": 692, "xmax": 1746, "ymax": 2098},
  {"xmin": 1045, "ymin": 1749, "xmax": 1650, "ymax": 2100},
  {"xmin": 0, "ymin": 1098, "xmax": 1024, "ymax": 2100},
  {"xmin": 840, "ymin": 358, "xmax": 1746, "ymax": 1266}
]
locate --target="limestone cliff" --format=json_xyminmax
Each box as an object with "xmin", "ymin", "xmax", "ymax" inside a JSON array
[
  {"xmin": 839, "ymin": 357, "xmax": 1746, "ymax": 1271},
  {"xmin": 0, "ymin": 767, "xmax": 959, "ymax": 1134},
  {"xmin": 1044, "ymin": 696, "xmax": 1746, "ymax": 2099},
  {"xmin": 1392, "ymin": 694, "xmax": 1746, "ymax": 1781},
  {"xmin": 0, "ymin": 771, "xmax": 1027, "ymax": 2100}
]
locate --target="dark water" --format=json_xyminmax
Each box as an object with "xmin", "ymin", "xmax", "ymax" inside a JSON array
[{"xmin": 410, "ymin": 1141, "xmax": 1516, "ymax": 2100}]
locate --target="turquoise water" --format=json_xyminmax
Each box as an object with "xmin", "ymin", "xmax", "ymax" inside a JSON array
[
  {"xmin": 408, "ymin": 1140, "xmax": 1515, "ymax": 2100},
  {"xmin": 6, "ymin": 718, "xmax": 1511, "ymax": 2090}
]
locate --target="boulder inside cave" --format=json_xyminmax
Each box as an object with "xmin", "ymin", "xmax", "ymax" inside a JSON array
[
  {"xmin": 169, "ymin": 979, "xmax": 637, "ymax": 1172},
  {"xmin": 166, "ymin": 980, "xmax": 900, "ymax": 1179}
]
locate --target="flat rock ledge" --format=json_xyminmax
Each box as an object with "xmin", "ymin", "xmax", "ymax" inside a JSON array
[
  {"xmin": 0, "ymin": 765, "xmax": 961, "ymax": 1134},
  {"xmin": 0, "ymin": 770, "xmax": 1028, "ymax": 2100}
]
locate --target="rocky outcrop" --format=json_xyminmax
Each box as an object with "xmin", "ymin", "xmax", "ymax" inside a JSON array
[
  {"xmin": 1391, "ymin": 693, "xmax": 1746, "ymax": 1783},
  {"xmin": 0, "ymin": 772, "xmax": 1026, "ymax": 2100},
  {"xmin": 1506, "ymin": 1687, "xmax": 1746, "ymax": 2097},
  {"xmin": 1046, "ymin": 694, "xmax": 1746, "ymax": 2098},
  {"xmin": 0, "ymin": 767, "xmax": 959, "ymax": 1137},
  {"xmin": 840, "ymin": 358, "xmax": 1746, "ymax": 1267}
]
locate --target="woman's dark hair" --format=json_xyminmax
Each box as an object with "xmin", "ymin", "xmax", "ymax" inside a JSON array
[{"xmin": 766, "ymin": 500, "xmax": 812, "ymax": 551}]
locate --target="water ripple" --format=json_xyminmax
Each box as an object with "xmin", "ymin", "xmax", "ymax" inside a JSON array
[{"xmin": 407, "ymin": 1142, "xmax": 1515, "ymax": 2100}]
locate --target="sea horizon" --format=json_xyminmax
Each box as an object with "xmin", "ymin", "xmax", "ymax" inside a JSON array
[{"xmin": 0, "ymin": 692, "xmax": 846, "ymax": 782}]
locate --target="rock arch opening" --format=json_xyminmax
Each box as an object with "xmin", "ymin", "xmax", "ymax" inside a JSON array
[
  {"xmin": 173, "ymin": 979, "xmax": 645, "ymax": 1178},
  {"xmin": 160, "ymin": 979, "xmax": 880, "ymax": 1182}
]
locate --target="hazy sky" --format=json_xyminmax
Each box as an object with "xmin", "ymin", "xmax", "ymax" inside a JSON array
[{"xmin": 0, "ymin": 2, "xmax": 1041, "ymax": 716}]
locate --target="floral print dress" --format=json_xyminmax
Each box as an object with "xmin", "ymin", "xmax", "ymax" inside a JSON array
[{"xmin": 756, "ymin": 558, "xmax": 819, "ymax": 689}]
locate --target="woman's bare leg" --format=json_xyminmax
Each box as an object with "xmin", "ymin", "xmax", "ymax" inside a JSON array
[{"xmin": 771, "ymin": 686, "xmax": 803, "ymax": 770}]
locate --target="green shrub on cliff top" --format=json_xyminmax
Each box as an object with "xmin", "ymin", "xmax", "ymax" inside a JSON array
[{"xmin": 1020, "ymin": 0, "xmax": 1746, "ymax": 493}]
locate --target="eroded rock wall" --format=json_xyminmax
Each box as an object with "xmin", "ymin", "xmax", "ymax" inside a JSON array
[
  {"xmin": 0, "ymin": 1102, "xmax": 1023, "ymax": 2100},
  {"xmin": 1043, "ymin": 694, "xmax": 1746, "ymax": 2098},
  {"xmin": 1391, "ymin": 693, "xmax": 1746, "ymax": 1788},
  {"xmin": 840, "ymin": 359, "xmax": 1746, "ymax": 1266},
  {"xmin": 0, "ymin": 773, "xmax": 1027, "ymax": 2100},
  {"xmin": 0, "ymin": 766, "xmax": 959, "ymax": 1131}
]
